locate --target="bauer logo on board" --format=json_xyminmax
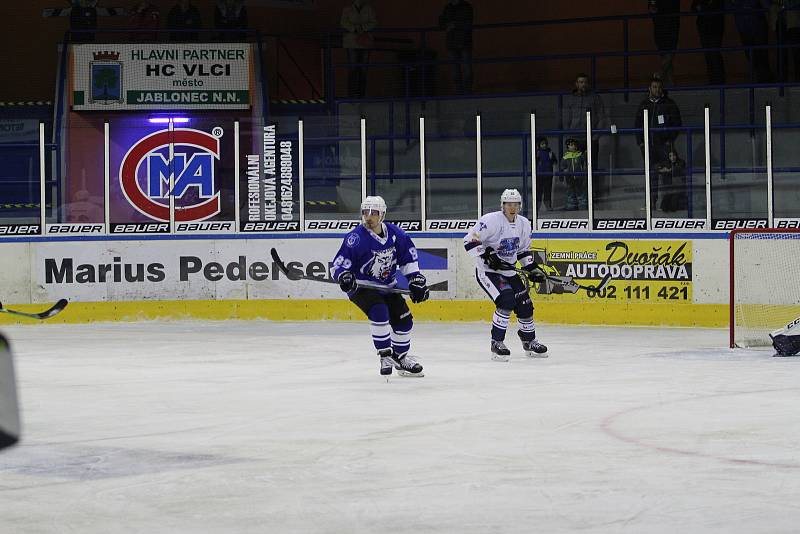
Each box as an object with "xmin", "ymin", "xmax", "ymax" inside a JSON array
[{"xmin": 119, "ymin": 128, "xmax": 221, "ymax": 223}]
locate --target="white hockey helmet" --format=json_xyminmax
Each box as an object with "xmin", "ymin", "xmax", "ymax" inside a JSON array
[
  {"xmin": 500, "ymin": 188, "xmax": 523, "ymax": 207},
  {"xmin": 360, "ymin": 195, "xmax": 387, "ymax": 222}
]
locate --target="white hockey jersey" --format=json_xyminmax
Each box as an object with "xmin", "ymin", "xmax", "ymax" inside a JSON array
[{"xmin": 463, "ymin": 211, "xmax": 534, "ymax": 275}]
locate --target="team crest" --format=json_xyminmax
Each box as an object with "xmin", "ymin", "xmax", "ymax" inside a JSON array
[
  {"xmin": 346, "ymin": 233, "xmax": 360, "ymax": 248},
  {"xmin": 90, "ymin": 50, "xmax": 123, "ymax": 105}
]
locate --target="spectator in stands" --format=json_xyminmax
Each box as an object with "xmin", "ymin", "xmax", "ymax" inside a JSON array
[
  {"xmin": 341, "ymin": 0, "xmax": 377, "ymax": 98},
  {"xmin": 635, "ymin": 78, "xmax": 683, "ymax": 202},
  {"xmin": 438, "ymin": 0, "xmax": 474, "ymax": 95},
  {"xmin": 129, "ymin": 1, "xmax": 160, "ymax": 42},
  {"xmin": 692, "ymin": 0, "xmax": 726, "ymax": 84},
  {"xmin": 559, "ymin": 138, "xmax": 588, "ymax": 211},
  {"xmin": 536, "ymin": 137, "xmax": 558, "ymax": 211},
  {"xmin": 655, "ymin": 149, "xmax": 688, "ymax": 212},
  {"xmin": 167, "ymin": 0, "xmax": 202, "ymax": 42},
  {"xmin": 70, "ymin": 0, "xmax": 98, "ymax": 42},
  {"xmin": 563, "ymin": 73, "xmax": 607, "ymax": 170},
  {"xmin": 729, "ymin": 0, "xmax": 773, "ymax": 82},
  {"xmin": 771, "ymin": 0, "xmax": 800, "ymax": 81},
  {"xmin": 214, "ymin": 0, "xmax": 247, "ymax": 41},
  {"xmin": 648, "ymin": 0, "xmax": 681, "ymax": 85}
]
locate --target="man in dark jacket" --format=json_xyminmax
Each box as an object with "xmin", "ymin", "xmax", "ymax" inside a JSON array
[
  {"xmin": 439, "ymin": 0, "xmax": 474, "ymax": 94},
  {"xmin": 635, "ymin": 78, "xmax": 683, "ymax": 179},
  {"xmin": 168, "ymin": 0, "xmax": 202, "ymax": 42},
  {"xmin": 692, "ymin": 0, "xmax": 726, "ymax": 84},
  {"xmin": 563, "ymin": 73, "xmax": 608, "ymax": 192},
  {"xmin": 649, "ymin": 0, "xmax": 681, "ymax": 85},
  {"xmin": 70, "ymin": 0, "xmax": 98, "ymax": 42},
  {"xmin": 214, "ymin": 0, "xmax": 247, "ymax": 41},
  {"xmin": 729, "ymin": 0, "xmax": 773, "ymax": 82}
]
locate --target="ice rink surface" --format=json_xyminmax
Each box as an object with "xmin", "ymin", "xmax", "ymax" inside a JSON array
[{"xmin": 0, "ymin": 320, "xmax": 798, "ymax": 534}]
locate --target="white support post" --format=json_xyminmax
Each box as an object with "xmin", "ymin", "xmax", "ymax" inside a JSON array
[
  {"xmin": 476, "ymin": 114, "xmax": 482, "ymax": 217},
  {"xmin": 299, "ymin": 119, "xmax": 305, "ymax": 232},
  {"xmin": 643, "ymin": 109, "xmax": 652, "ymax": 230},
  {"xmin": 530, "ymin": 113, "xmax": 537, "ymax": 223},
  {"xmin": 586, "ymin": 110, "xmax": 594, "ymax": 224},
  {"xmin": 704, "ymin": 106, "xmax": 712, "ymax": 229},
  {"xmin": 39, "ymin": 122, "xmax": 46, "ymax": 234},
  {"xmin": 419, "ymin": 116, "xmax": 426, "ymax": 230},
  {"xmin": 360, "ymin": 117, "xmax": 367, "ymax": 200},
  {"xmin": 766, "ymin": 105, "xmax": 774, "ymax": 227},
  {"xmin": 234, "ymin": 120, "xmax": 240, "ymax": 233},
  {"xmin": 104, "ymin": 121, "xmax": 110, "ymax": 232},
  {"xmin": 169, "ymin": 119, "xmax": 175, "ymax": 234}
]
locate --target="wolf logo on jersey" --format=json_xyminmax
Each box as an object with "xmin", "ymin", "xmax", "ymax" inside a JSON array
[
  {"xmin": 362, "ymin": 247, "xmax": 396, "ymax": 281},
  {"xmin": 498, "ymin": 237, "xmax": 520, "ymax": 259}
]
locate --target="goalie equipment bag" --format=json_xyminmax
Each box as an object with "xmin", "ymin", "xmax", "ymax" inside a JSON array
[
  {"xmin": 770, "ymin": 317, "xmax": 800, "ymax": 357},
  {"xmin": 0, "ymin": 333, "xmax": 20, "ymax": 450}
]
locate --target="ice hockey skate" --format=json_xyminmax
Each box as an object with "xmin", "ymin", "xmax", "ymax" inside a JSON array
[
  {"xmin": 490, "ymin": 340, "xmax": 511, "ymax": 362},
  {"xmin": 519, "ymin": 332, "xmax": 548, "ymax": 358},
  {"xmin": 378, "ymin": 348, "xmax": 394, "ymax": 376},
  {"xmin": 391, "ymin": 352, "xmax": 424, "ymax": 377}
]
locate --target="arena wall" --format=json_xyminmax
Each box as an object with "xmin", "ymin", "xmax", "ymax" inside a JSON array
[{"xmin": 0, "ymin": 233, "xmax": 728, "ymax": 327}]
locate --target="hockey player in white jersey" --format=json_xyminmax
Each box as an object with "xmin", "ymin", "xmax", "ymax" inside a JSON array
[{"xmin": 464, "ymin": 189, "xmax": 548, "ymax": 361}]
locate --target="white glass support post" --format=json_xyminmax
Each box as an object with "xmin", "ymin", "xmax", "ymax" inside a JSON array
[
  {"xmin": 530, "ymin": 113, "xmax": 537, "ymax": 223},
  {"xmin": 234, "ymin": 120, "xmax": 240, "ymax": 232},
  {"xmin": 476, "ymin": 114, "xmax": 482, "ymax": 217},
  {"xmin": 39, "ymin": 122, "xmax": 46, "ymax": 233},
  {"xmin": 704, "ymin": 106, "xmax": 712, "ymax": 229},
  {"xmin": 419, "ymin": 116, "xmax": 426, "ymax": 230},
  {"xmin": 169, "ymin": 119, "xmax": 175, "ymax": 234},
  {"xmin": 643, "ymin": 109, "xmax": 652, "ymax": 229},
  {"xmin": 104, "ymin": 121, "xmax": 110, "ymax": 231},
  {"xmin": 766, "ymin": 105, "xmax": 774, "ymax": 227},
  {"xmin": 586, "ymin": 110, "xmax": 594, "ymax": 224},
  {"xmin": 299, "ymin": 118, "xmax": 305, "ymax": 231},
  {"xmin": 360, "ymin": 117, "xmax": 367, "ymax": 200}
]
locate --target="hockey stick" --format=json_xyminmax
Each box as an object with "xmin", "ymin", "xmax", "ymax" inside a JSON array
[
  {"xmin": 0, "ymin": 299, "xmax": 69, "ymax": 320},
  {"xmin": 0, "ymin": 333, "xmax": 20, "ymax": 450},
  {"xmin": 269, "ymin": 248, "xmax": 411, "ymax": 295},
  {"xmin": 509, "ymin": 265, "xmax": 612, "ymax": 294}
]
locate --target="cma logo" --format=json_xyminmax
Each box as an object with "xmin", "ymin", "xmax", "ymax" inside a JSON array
[{"xmin": 119, "ymin": 128, "xmax": 221, "ymax": 222}]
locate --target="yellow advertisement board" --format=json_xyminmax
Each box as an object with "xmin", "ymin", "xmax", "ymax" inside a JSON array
[{"xmin": 532, "ymin": 239, "xmax": 692, "ymax": 305}]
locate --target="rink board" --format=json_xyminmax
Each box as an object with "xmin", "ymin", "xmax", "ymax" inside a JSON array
[{"xmin": 0, "ymin": 235, "xmax": 728, "ymax": 327}]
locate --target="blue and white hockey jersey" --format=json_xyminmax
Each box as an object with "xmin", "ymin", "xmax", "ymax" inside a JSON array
[
  {"xmin": 463, "ymin": 211, "xmax": 534, "ymax": 275},
  {"xmin": 331, "ymin": 222, "xmax": 421, "ymax": 289}
]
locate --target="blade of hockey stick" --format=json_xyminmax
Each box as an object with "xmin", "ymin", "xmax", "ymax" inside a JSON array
[
  {"xmin": 513, "ymin": 266, "xmax": 612, "ymax": 293},
  {"xmin": 269, "ymin": 248, "xmax": 411, "ymax": 295},
  {"xmin": 0, "ymin": 299, "xmax": 69, "ymax": 320}
]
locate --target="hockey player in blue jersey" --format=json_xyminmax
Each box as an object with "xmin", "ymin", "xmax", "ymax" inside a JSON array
[
  {"xmin": 331, "ymin": 196, "xmax": 429, "ymax": 376},
  {"xmin": 464, "ymin": 189, "xmax": 549, "ymax": 361}
]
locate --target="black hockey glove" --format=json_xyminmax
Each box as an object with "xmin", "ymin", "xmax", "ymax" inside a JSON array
[
  {"xmin": 523, "ymin": 263, "xmax": 547, "ymax": 283},
  {"xmin": 338, "ymin": 271, "xmax": 357, "ymax": 293},
  {"xmin": 408, "ymin": 273, "xmax": 430, "ymax": 303},
  {"xmin": 480, "ymin": 247, "xmax": 511, "ymax": 271}
]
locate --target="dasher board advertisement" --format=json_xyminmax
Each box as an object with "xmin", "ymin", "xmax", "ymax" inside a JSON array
[
  {"xmin": 71, "ymin": 44, "xmax": 252, "ymax": 110},
  {"xmin": 532, "ymin": 239, "xmax": 693, "ymax": 303}
]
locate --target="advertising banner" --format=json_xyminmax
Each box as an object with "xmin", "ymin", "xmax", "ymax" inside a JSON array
[
  {"xmin": 0, "ymin": 119, "xmax": 39, "ymax": 144},
  {"xmin": 108, "ymin": 120, "xmax": 237, "ymax": 234},
  {"xmin": 26, "ymin": 238, "xmax": 453, "ymax": 302},
  {"xmin": 534, "ymin": 239, "xmax": 693, "ymax": 303},
  {"xmin": 71, "ymin": 43, "xmax": 252, "ymax": 110},
  {"xmin": 239, "ymin": 123, "xmax": 300, "ymax": 232}
]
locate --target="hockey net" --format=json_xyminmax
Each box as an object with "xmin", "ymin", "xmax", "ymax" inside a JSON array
[{"xmin": 730, "ymin": 229, "xmax": 800, "ymax": 348}]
